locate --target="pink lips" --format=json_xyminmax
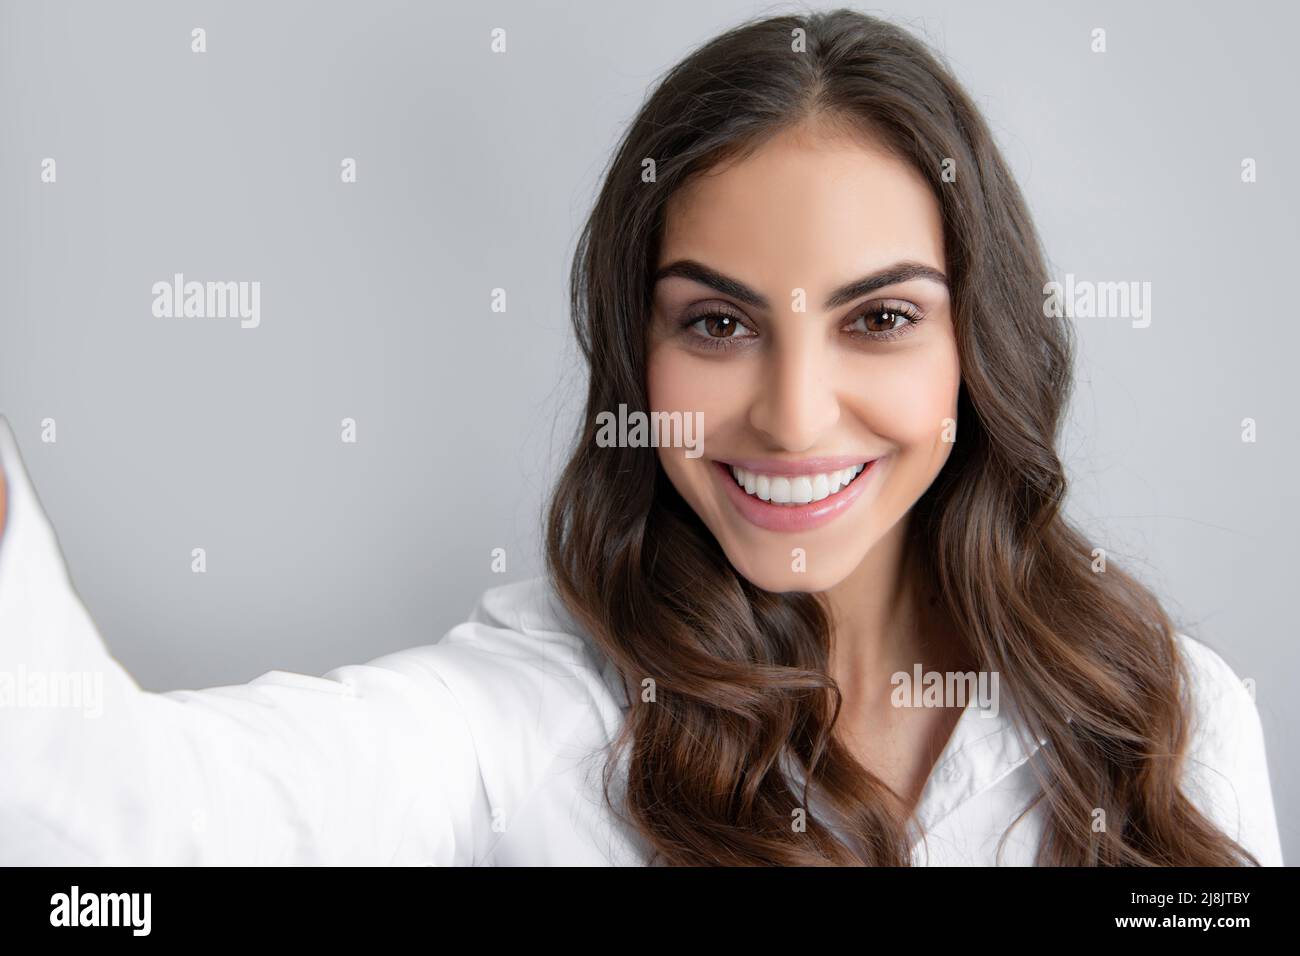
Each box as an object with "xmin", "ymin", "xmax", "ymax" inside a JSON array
[{"xmin": 713, "ymin": 457, "xmax": 882, "ymax": 533}]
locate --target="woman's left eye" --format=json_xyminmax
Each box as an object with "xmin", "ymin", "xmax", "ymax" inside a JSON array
[{"xmin": 843, "ymin": 301, "xmax": 924, "ymax": 340}]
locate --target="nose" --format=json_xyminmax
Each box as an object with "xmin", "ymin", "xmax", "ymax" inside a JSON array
[{"xmin": 747, "ymin": 332, "xmax": 841, "ymax": 452}]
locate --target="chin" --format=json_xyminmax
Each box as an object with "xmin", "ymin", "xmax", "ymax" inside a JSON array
[{"xmin": 713, "ymin": 540, "xmax": 862, "ymax": 594}]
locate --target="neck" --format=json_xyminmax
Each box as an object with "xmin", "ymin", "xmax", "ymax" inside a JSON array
[{"xmin": 823, "ymin": 517, "xmax": 954, "ymax": 708}]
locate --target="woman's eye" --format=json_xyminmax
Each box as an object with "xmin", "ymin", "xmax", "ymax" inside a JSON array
[
  {"xmin": 844, "ymin": 303, "xmax": 923, "ymax": 338},
  {"xmin": 685, "ymin": 311, "xmax": 755, "ymax": 341}
]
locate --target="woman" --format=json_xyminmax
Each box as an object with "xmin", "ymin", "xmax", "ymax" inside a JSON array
[{"xmin": 0, "ymin": 9, "xmax": 1282, "ymax": 866}]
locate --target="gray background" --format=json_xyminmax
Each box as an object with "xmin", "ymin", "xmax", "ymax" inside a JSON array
[{"xmin": 1, "ymin": 0, "xmax": 1295, "ymax": 861}]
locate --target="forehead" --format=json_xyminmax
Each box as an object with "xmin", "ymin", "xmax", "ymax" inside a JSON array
[{"xmin": 658, "ymin": 125, "xmax": 945, "ymax": 287}]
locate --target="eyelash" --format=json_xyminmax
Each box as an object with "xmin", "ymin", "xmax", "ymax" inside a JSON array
[{"xmin": 678, "ymin": 300, "xmax": 926, "ymax": 352}]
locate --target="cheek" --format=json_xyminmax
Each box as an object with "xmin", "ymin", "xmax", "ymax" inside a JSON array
[
  {"xmin": 844, "ymin": 342, "xmax": 961, "ymax": 457},
  {"xmin": 645, "ymin": 344, "xmax": 685, "ymax": 411},
  {"xmin": 646, "ymin": 346, "xmax": 704, "ymax": 491},
  {"xmin": 646, "ymin": 344, "xmax": 750, "ymax": 501},
  {"xmin": 647, "ymin": 344, "xmax": 739, "ymax": 413},
  {"xmin": 647, "ymin": 344, "xmax": 753, "ymax": 448}
]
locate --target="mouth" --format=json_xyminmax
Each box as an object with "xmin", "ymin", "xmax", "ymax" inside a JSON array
[
  {"xmin": 725, "ymin": 462, "xmax": 869, "ymax": 505},
  {"xmin": 710, "ymin": 456, "xmax": 883, "ymax": 533}
]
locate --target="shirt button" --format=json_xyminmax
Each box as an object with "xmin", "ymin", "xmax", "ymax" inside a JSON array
[{"xmin": 939, "ymin": 761, "xmax": 961, "ymax": 782}]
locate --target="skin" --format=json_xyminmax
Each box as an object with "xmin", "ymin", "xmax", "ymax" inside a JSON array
[{"xmin": 646, "ymin": 118, "xmax": 970, "ymax": 815}]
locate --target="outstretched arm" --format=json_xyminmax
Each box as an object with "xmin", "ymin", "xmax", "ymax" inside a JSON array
[{"xmin": 0, "ymin": 420, "xmax": 493, "ymax": 864}]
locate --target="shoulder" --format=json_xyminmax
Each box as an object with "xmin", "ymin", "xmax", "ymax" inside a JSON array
[
  {"xmin": 463, "ymin": 575, "xmax": 593, "ymax": 647},
  {"xmin": 1173, "ymin": 632, "xmax": 1283, "ymax": 865},
  {"xmin": 450, "ymin": 575, "xmax": 616, "ymax": 692},
  {"xmin": 1175, "ymin": 632, "xmax": 1263, "ymax": 760},
  {"xmin": 369, "ymin": 575, "xmax": 624, "ymax": 722},
  {"xmin": 1175, "ymin": 632, "xmax": 1254, "ymax": 731},
  {"xmin": 355, "ymin": 575, "xmax": 628, "ymax": 816}
]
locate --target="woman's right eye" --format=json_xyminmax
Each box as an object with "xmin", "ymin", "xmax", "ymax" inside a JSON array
[{"xmin": 682, "ymin": 310, "xmax": 756, "ymax": 348}]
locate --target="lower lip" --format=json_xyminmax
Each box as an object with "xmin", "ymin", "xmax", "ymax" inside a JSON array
[{"xmin": 712, "ymin": 459, "xmax": 881, "ymax": 533}]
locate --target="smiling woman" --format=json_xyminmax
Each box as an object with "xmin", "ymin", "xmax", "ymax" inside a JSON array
[
  {"xmin": 0, "ymin": 7, "xmax": 1282, "ymax": 869},
  {"xmin": 543, "ymin": 8, "xmax": 1282, "ymax": 865}
]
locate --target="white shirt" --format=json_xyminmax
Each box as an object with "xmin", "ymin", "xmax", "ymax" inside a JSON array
[{"xmin": 0, "ymin": 415, "xmax": 1284, "ymax": 865}]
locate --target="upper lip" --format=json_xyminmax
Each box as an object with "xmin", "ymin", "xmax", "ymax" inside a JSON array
[{"xmin": 717, "ymin": 455, "xmax": 881, "ymax": 476}]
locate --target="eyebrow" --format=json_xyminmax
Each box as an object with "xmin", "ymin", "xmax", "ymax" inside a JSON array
[{"xmin": 652, "ymin": 258, "xmax": 949, "ymax": 310}]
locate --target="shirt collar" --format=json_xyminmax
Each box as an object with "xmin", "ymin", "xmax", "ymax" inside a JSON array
[{"xmin": 908, "ymin": 686, "xmax": 1050, "ymax": 837}]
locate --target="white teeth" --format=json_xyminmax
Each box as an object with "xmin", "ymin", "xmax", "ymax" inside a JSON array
[{"xmin": 729, "ymin": 463, "xmax": 867, "ymax": 505}]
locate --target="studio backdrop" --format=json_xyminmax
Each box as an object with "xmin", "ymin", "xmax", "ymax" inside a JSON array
[{"xmin": 1, "ymin": 0, "xmax": 1295, "ymax": 862}]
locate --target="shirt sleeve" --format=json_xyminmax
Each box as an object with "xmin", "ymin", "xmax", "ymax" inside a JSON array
[
  {"xmin": 1175, "ymin": 633, "xmax": 1285, "ymax": 866},
  {"xmin": 0, "ymin": 420, "xmax": 494, "ymax": 865}
]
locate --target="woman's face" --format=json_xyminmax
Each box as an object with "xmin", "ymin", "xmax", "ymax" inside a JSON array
[{"xmin": 646, "ymin": 123, "xmax": 961, "ymax": 593}]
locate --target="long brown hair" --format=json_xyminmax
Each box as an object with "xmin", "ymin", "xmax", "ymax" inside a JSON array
[{"xmin": 545, "ymin": 7, "xmax": 1256, "ymax": 866}]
